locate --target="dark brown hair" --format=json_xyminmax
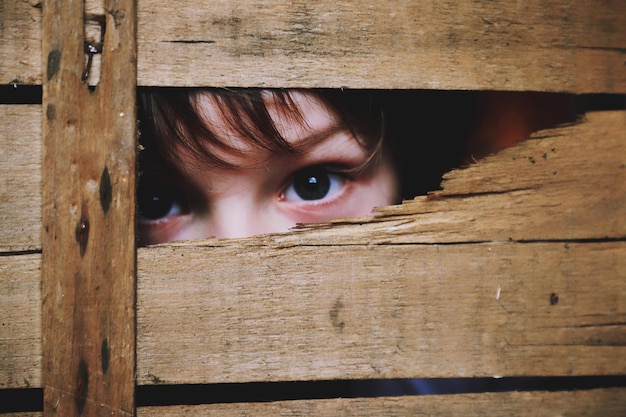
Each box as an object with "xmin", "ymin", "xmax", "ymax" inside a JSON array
[
  {"xmin": 139, "ymin": 88, "xmax": 386, "ymax": 171},
  {"xmin": 138, "ymin": 88, "xmax": 479, "ymax": 200}
]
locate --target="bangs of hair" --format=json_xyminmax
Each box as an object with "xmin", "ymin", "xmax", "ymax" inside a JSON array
[{"xmin": 139, "ymin": 88, "xmax": 386, "ymax": 172}]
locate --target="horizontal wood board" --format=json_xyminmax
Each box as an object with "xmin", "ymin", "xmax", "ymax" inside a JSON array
[
  {"xmin": 2, "ymin": 0, "xmax": 626, "ymax": 91},
  {"xmin": 137, "ymin": 388, "xmax": 626, "ymax": 417},
  {"xmin": 137, "ymin": 241, "xmax": 626, "ymax": 384},
  {"xmin": 1, "ymin": 111, "xmax": 624, "ymax": 388}
]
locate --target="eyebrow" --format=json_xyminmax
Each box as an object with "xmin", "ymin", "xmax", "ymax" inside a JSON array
[{"xmin": 288, "ymin": 123, "xmax": 350, "ymax": 150}]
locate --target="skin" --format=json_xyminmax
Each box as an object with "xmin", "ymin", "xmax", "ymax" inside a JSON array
[{"xmin": 138, "ymin": 91, "xmax": 399, "ymax": 244}]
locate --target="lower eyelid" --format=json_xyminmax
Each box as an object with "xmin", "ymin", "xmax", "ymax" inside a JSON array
[{"xmin": 138, "ymin": 213, "xmax": 191, "ymax": 245}]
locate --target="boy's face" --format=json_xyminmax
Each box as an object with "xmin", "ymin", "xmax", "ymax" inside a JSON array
[{"xmin": 139, "ymin": 91, "xmax": 399, "ymax": 244}]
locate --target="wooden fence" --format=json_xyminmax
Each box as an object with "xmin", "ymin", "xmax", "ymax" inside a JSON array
[{"xmin": 1, "ymin": 0, "xmax": 625, "ymax": 416}]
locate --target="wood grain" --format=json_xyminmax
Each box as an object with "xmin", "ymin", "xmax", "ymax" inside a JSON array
[
  {"xmin": 137, "ymin": 241, "xmax": 626, "ymax": 384},
  {"xmin": 0, "ymin": 105, "xmax": 42, "ymax": 253},
  {"xmin": 0, "ymin": 0, "xmax": 42, "ymax": 85},
  {"xmin": 2, "ymin": 0, "xmax": 626, "ymax": 91},
  {"xmin": 0, "ymin": 253, "xmax": 41, "ymax": 388},
  {"xmin": 137, "ymin": 389, "xmax": 626, "ymax": 417},
  {"xmin": 40, "ymin": 0, "xmax": 136, "ymax": 415}
]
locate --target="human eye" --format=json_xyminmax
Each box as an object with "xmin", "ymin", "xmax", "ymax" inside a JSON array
[
  {"xmin": 282, "ymin": 166, "xmax": 346, "ymax": 202},
  {"xmin": 137, "ymin": 182, "xmax": 186, "ymax": 222}
]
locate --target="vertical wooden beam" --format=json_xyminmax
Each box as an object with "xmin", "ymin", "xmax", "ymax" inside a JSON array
[{"xmin": 41, "ymin": 0, "xmax": 136, "ymax": 416}]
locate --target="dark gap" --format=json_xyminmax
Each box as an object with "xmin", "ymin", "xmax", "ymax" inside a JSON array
[
  {"xmin": 0, "ymin": 84, "xmax": 42, "ymax": 104},
  {"xmin": 3, "ymin": 376, "xmax": 625, "ymax": 412},
  {"xmin": 0, "ymin": 387, "xmax": 42, "ymax": 413},
  {"xmin": 135, "ymin": 376, "xmax": 626, "ymax": 406},
  {"xmin": 0, "ymin": 249, "xmax": 42, "ymax": 257}
]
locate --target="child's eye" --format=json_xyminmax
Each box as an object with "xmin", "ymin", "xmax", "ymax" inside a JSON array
[
  {"xmin": 283, "ymin": 167, "xmax": 346, "ymax": 202},
  {"xmin": 138, "ymin": 183, "xmax": 184, "ymax": 221}
]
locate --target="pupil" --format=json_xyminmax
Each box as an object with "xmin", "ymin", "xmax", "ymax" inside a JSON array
[
  {"xmin": 138, "ymin": 185, "xmax": 175, "ymax": 220},
  {"xmin": 294, "ymin": 169, "xmax": 331, "ymax": 200}
]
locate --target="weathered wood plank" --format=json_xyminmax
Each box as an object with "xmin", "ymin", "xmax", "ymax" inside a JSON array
[
  {"xmin": 0, "ymin": 0, "xmax": 42, "ymax": 85},
  {"xmin": 137, "ymin": 0, "xmax": 626, "ymax": 91},
  {"xmin": 0, "ymin": 253, "xmax": 41, "ymax": 388},
  {"xmin": 137, "ymin": 389, "xmax": 626, "ymax": 417},
  {"xmin": 4, "ymin": 244, "xmax": 625, "ymax": 388},
  {"xmin": 41, "ymin": 0, "xmax": 136, "ymax": 415},
  {"xmin": 137, "ymin": 241, "xmax": 626, "ymax": 385},
  {"xmin": 0, "ymin": 105, "xmax": 41, "ymax": 253},
  {"xmin": 3, "ymin": 0, "xmax": 626, "ymax": 91}
]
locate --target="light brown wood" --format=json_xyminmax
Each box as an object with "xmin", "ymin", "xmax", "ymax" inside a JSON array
[
  {"xmin": 138, "ymin": 241, "xmax": 626, "ymax": 384},
  {"xmin": 136, "ymin": 111, "xmax": 626, "ymax": 385},
  {"xmin": 0, "ymin": 0, "xmax": 42, "ymax": 85},
  {"xmin": 137, "ymin": 389, "xmax": 626, "ymax": 417},
  {"xmin": 41, "ymin": 0, "xmax": 136, "ymax": 415},
  {"xmin": 0, "ymin": 253, "xmax": 41, "ymax": 388},
  {"xmin": 0, "ymin": 105, "xmax": 42, "ymax": 253},
  {"xmin": 2, "ymin": 0, "xmax": 626, "ymax": 91}
]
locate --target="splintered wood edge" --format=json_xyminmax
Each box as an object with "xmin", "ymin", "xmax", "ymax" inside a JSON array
[{"xmin": 152, "ymin": 110, "xmax": 626, "ymax": 248}]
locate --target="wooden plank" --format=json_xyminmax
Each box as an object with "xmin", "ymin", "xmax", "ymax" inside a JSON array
[
  {"xmin": 0, "ymin": 105, "xmax": 41, "ymax": 253},
  {"xmin": 137, "ymin": 241, "xmax": 626, "ymax": 385},
  {"xmin": 3, "ymin": 0, "xmax": 626, "ymax": 91},
  {"xmin": 137, "ymin": 389, "xmax": 626, "ymax": 417},
  {"xmin": 0, "ymin": 0, "xmax": 42, "ymax": 85},
  {"xmin": 0, "ymin": 253, "xmax": 41, "ymax": 388},
  {"xmin": 136, "ymin": 0, "xmax": 626, "ymax": 91},
  {"xmin": 41, "ymin": 0, "xmax": 136, "ymax": 415}
]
